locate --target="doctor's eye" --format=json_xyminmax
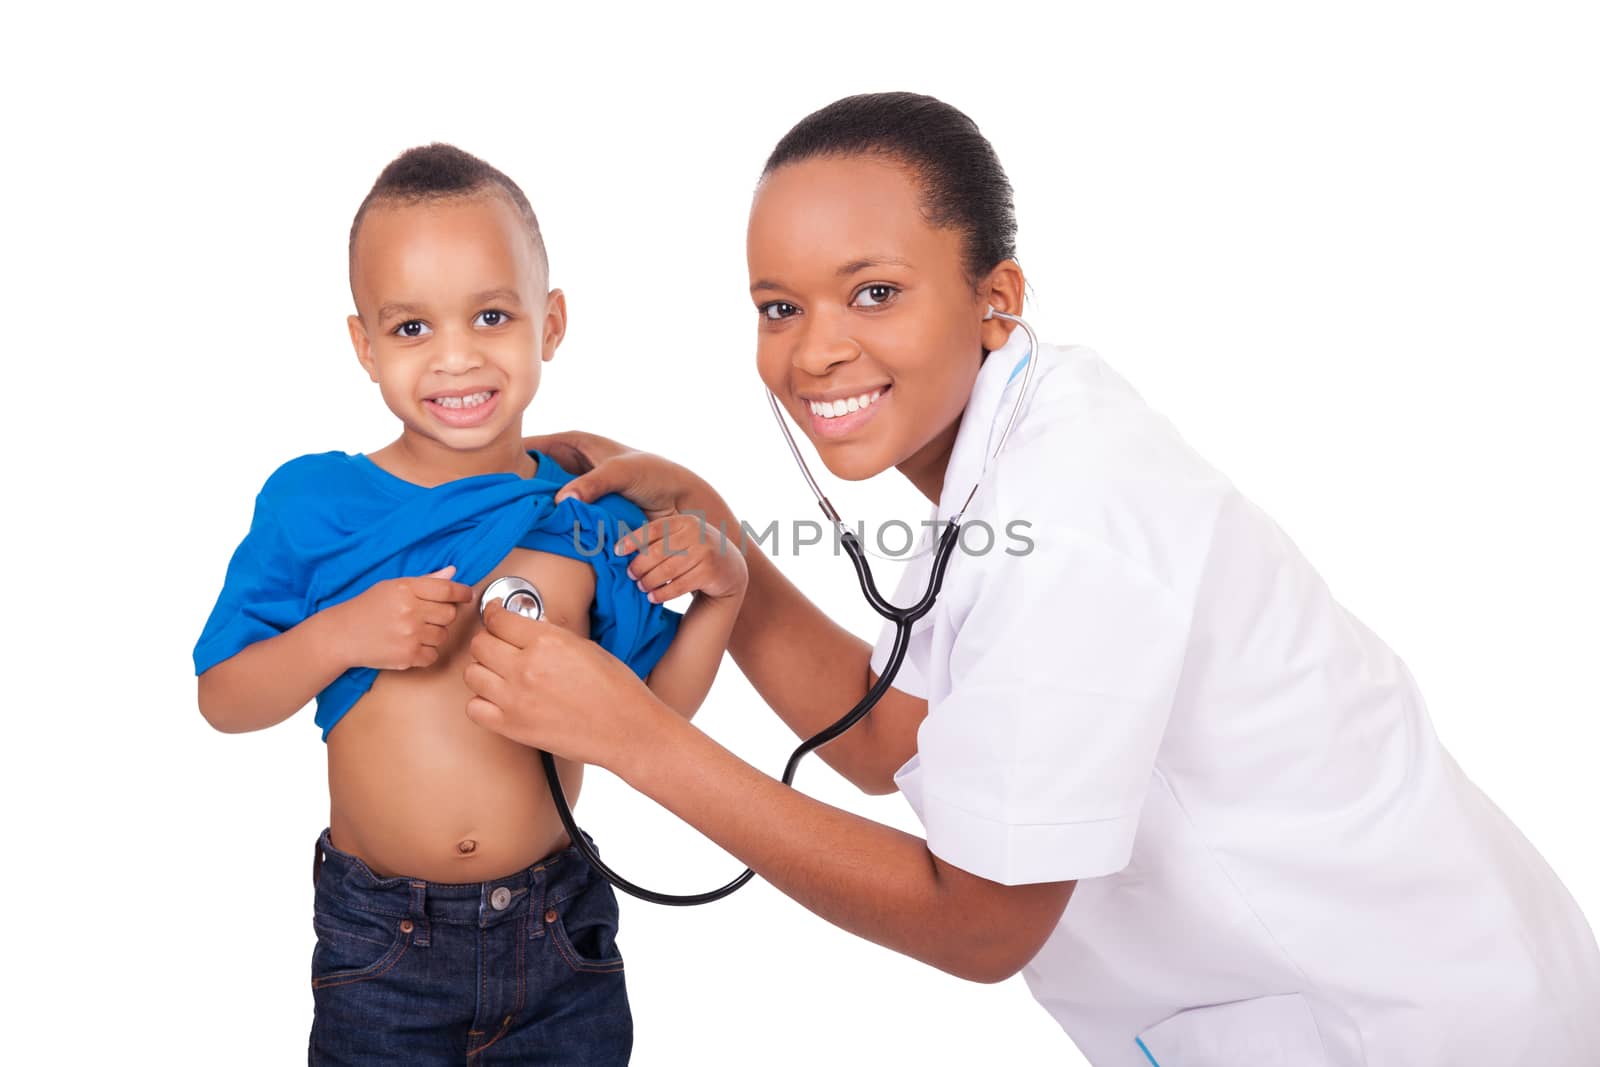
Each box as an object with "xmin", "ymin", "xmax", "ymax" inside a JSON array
[
  {"xmin": 759, "ymin": 301, "xmax": 800, "ymax": 321},
  {"xmin": 850, "ymin": 284, "xmax": 899, "ymax": 309},
  {"xmin": 474, "ymin": 309, "xmax": 511, "ymax": 328},
  {"xmin": 394, "ymin": 320, "xmax": 432, "ymax": 339}
]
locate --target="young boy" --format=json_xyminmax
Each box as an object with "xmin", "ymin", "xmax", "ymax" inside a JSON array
[{"xmin": 193, "ymin": 143, "xmax": 746, "ymax": 1063}]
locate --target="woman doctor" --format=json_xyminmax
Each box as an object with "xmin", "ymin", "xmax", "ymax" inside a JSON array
[{"xmin": 463, "ymin": 93, "xmax": 1600, "ymax": 1065}]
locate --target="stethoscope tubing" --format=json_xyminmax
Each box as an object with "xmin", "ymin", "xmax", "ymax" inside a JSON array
[
  {"xmin": 536, "ymin": 523, "xmax": 963, "ymax": 906},
  {"xmin": 531, "ymin": 311, "xmax": 1039, "ymax": 905}
]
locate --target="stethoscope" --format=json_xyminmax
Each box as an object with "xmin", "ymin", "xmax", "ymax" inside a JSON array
[{"xmin": 480, "ymin": 307, "xmax": 1041, "ymax": 905}]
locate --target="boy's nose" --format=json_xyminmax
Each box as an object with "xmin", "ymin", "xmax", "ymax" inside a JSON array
[{"xmin": 433, "ymin": 333, "xmax": 486, "ymax": 373}]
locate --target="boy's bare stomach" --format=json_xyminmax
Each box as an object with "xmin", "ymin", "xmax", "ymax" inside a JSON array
[{"xmin": 327, "ymin": 547, "xmax": 597, "ymax": 883}]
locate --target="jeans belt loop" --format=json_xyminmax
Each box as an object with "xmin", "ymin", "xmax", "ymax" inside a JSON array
[
  {"xmin": 528, "ymin": 868, "xmax": 547, "ymax": 940},
  {"xmin": 408, "ymin": 880, "xmax": 432, "ymax": 947}
]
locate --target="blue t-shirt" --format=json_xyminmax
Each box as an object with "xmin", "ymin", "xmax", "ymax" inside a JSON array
[{"xmin": 193, "ymin": 448, "xmax": 682, "ymax": 740}]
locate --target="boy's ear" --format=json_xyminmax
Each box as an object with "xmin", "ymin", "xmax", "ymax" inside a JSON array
[
  {"xmin": 541, "ymin": 289, "xmax": 568, "ymax": 362},
  {"xmin": 347, "ymin": 314, "xmax": 380, "ymax": 382}
]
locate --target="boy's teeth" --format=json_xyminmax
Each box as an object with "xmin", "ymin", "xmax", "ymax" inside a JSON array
[
  {"xmin": 432, "ymin": 390, "xmax": 493, "ymax": 409},
  {"xmin": 810, "ymin": 390, "xmax": 883, "ymax": 419}
]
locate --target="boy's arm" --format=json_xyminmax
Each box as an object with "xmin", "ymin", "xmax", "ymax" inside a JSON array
[
  {"xmin": 197, "ymin": 608, "xmax": 352, "ymax": 733},
  {"xmin": 642, "ymin": 591, "xmax": 742, "ymax": 720},
  {"xmin": 617, "ymin": 511, "xmax": 749, "ymax": 721},
  {"xmin": 197, "ymin": 567, "xmax": 474, "ymax": 733}
]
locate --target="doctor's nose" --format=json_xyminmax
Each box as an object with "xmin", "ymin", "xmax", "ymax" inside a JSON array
[{"xmin": 791, "ymin": 332, "xmax": 863, "ymax": 378}]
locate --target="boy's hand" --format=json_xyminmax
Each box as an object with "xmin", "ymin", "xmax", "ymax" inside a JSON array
[
  {"xmin": 327, "ymin": 565, "xmax": 476, "ymax": 670},
  {"xmin": 615, "ymin": 514, "xmax": 748, "ymax": 604}
]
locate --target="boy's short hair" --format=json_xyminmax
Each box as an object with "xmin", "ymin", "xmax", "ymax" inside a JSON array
[{"xmin": 348, "ymin": 143, "xmax": 548, "ymax": 295}]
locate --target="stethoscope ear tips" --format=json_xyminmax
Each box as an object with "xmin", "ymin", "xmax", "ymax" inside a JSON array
[{"xmin": 983, "ymin": 305, "xmax": 996, "ymax": 321}]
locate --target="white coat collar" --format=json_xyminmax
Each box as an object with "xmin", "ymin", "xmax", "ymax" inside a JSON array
[{"xmin": 935, "ymin": 323, "xmax": 1035, "ymax": 524}]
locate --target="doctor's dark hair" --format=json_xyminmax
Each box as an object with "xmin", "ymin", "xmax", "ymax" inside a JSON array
[
  {"xmin": 347, "ymin": 142, "xmax": 548, "ymax": 292},
  {"xmin": 762, "ymin": 92, "xmax": 1018, "ymax": 285}
]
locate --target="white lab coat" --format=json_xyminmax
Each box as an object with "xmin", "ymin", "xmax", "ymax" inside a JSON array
[{"xmin": 869, "ymin": 326, "xmax": 1600, "ymax": 1066}]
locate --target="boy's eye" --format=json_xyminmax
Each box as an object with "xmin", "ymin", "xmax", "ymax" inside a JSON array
[
  {"xmin": 759, "ymin": 301, "xmax": 799, "ymax": 321},
  {"xmin": 395, "ymin": 320, "xmax": 431, "ymax": 339},
  {"xmin": 475, "ymin": 309, "xmax": 510, "ymax": 327},
  {"xmin": 851, "ymin": 284, "xmax": 899, "ymax": 309}
]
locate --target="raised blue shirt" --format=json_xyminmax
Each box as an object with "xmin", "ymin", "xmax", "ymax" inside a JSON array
[{"xmin": 193, "ymin": 448, "xmax": 682, "ymax": 739}]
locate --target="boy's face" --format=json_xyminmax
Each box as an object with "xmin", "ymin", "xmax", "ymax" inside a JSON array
[{"xmin": 347, "ymin": 191, "xmax": 564, "ymax": 453}]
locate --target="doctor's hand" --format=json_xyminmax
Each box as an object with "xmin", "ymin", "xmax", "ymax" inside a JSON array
[
  {"xmin": 463, "ymin": 598, "xmax": 666, "ymax": 770},
  {"xmin": 616, "ymin": 512, "xmax": 748, "ymax": 604},
  {"xmin": 521, "ymin": 430, "xmax": 725, "ymax": 521}
]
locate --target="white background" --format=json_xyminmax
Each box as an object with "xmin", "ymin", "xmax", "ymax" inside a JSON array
[{"xmin": 5, "ymin": 1, "xmax": 1597, "ymax": 1063}]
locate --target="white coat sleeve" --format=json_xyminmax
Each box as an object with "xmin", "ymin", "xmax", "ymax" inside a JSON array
[{"xmin": 902, "ymin": 480, "xmax": 1193, "ymax": 886}]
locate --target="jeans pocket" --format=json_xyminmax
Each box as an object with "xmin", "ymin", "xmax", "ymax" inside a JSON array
[
  {"xmin": 1136, "ymin": 993, "xmax": 1327, "ymax": 1066},
  {"xmin": 310, "ymin": 903, "xmax": 415, "ymax": 991},
  {"xmin": 547, "ymin": 879, "xmax": 624, "ymax": 974}
]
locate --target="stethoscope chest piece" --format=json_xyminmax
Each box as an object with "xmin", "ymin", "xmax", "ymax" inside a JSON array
[{"xmin": 480, "ymin": 575, "xmax": 544, "ymax": 622}]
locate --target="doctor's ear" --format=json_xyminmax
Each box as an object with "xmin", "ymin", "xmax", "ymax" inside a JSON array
[
  {"xmin": 978, "ymin": 259, "xmax": 1026, "ymax": 351},
  {"xmin": 347, "ymin": 314, "xmax": 380, "ymax": 383}
]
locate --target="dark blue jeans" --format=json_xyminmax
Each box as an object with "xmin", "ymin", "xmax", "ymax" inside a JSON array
[{"xmin": 308, "ymin": 828, "xmax": 632, "ymax": 1065}]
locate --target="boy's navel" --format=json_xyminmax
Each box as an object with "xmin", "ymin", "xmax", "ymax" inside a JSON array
[{"xmin": 457, "ymin": 838, "xmax": 477, "ymax": 855}]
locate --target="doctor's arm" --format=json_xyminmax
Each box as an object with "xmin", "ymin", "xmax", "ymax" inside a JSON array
[
  {"xmin": 620, "ymin": 496, "xmax": 924, "ymax": 792},
  {"xmin": 722, "ymin": 517, "xmax": 927, "ymax": 795},
  {"xmin": 464, "ymin": 607, "xmax": 1073, "ymax": 983},
  {"xmin": 626, "ymin": 698, "xmax": 1075, "ymax": 982},
  {"xmin": 527, "ymin": 430, "xmax": 923, "ymax": 794}
]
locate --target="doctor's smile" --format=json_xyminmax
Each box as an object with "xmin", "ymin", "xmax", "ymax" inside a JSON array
[{"xmin": 802, "ymin": 384, "xmax": 890, "ymax": 436}]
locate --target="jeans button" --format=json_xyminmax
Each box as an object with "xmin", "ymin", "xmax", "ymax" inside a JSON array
[{"xmin": 490, "ymin": 886, "xmax": 512, "ymax": 911}]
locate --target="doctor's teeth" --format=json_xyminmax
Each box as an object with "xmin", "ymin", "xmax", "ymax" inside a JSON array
[
  {"xmin": 810, "ymin": 390, "xmax": 883, "ymax": 419},
  {"xmin": 431, "ymin": 391, "xmax": 492, "ymax": 409}
]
